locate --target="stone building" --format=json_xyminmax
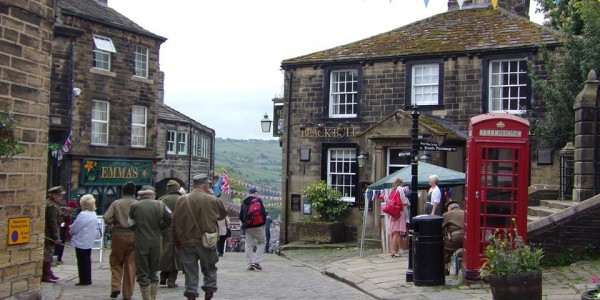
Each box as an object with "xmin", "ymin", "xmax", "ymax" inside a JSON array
[
  {"xmin": 276, "ymin": 0, "xmax": 561, "ymax": 244},
  {"xmin": 49, "ymin": 0, "xmax": 166, "ymax": 213},
  {"xmin": 155, "ymin": 101, "xmax": 215, "ymax": 197},
  {"xmin": 0, "ymin": 0, "xmax": 55, "ymax": 298}
]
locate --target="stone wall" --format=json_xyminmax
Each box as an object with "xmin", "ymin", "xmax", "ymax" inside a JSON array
[
  {"xmin": 0, "ymin": 1, "xmax": 55, "ymax": 299},
  {"xmin": 528, "ymin": 195, "xmax": 600, "ymax": 262}
]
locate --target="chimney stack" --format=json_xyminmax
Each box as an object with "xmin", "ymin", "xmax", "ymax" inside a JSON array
[{"xmin": 447, "ymin": 0, "xmax": 530, "ymax": 19}]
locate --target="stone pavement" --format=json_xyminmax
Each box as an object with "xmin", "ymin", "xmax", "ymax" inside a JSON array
[
  {"xmin": 41, "ymin": 246, "xmax": 373, "ymax": 300},
  {"xmin": 41, "ymin": 243, "xmax": 600, "ymax": 300}
]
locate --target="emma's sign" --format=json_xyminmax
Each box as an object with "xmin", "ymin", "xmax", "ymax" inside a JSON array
[{"xmin": 80, "ymin": 159, "xmax": 152, "ymax": 186}]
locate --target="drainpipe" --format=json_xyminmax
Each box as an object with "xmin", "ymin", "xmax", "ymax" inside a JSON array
[
  {"xmin": 187, "ymin": 123, "xmax": 192, "ymax": 189},
  {"xmin": 66, "ymin": 40, "xmax": 75, "ymax": 198},
  {"xmin": 283, "ymin": 72, "xmax": 293, "ymax": 245}
]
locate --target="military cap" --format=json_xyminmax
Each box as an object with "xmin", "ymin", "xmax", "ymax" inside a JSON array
[
  {"xmin": 192, "ymin": 174, "xmax": 211, "ymax": 184},
  {"xmin": 48, "ymin": 186, "xmax": 65, "ymax": 194}
]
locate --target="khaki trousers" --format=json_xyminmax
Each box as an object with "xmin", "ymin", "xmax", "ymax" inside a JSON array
[{"xmin": 110, "ymin": 234, "xmax": 136, "ymax": 298}]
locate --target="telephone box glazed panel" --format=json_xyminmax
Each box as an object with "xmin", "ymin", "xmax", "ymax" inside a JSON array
[{"xmin": 463, "ymin": 114, "xmax": 530, "ymax": 280}]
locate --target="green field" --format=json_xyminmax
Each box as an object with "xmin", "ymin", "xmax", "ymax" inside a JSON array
[{"xmin": 214, "ymin": 138, "xmax": 282, "ymax": 194}]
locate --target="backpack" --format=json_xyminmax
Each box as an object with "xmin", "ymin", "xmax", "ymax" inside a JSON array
[{"xmin": 245, "ymin": 198, "xmax": 265, "ymax": 227}]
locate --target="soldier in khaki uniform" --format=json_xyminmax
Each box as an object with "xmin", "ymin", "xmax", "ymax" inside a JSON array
[
  {"xmin": 104, "ymin": 181, "xmax": 137, "ymax": 299},
  {"xmin": 43, "ymin": 186, "xmax": 65, "ymax": 283},
  {"xmin": 159, "ymin": 180, "xmax": 183, "ymax": 288},
  {"xmin": 129, "ymin": 185, "xmax": 172, "ymax": 300}
]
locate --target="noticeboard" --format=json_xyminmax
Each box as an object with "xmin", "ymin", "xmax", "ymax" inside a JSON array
[{"xmin": 8, "ymin": 217, "xmax": 30, "ymax": 245}]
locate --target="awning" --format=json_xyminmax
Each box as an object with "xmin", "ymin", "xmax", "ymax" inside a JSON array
[{"xmin": 367, "ymin": 161, "xmax": 465, "ymax": 190}]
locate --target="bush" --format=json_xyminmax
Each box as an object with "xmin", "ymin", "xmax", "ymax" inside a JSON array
[{"xmin": 301, "ymin": 181, "xmax": 350, "ymax": 222}]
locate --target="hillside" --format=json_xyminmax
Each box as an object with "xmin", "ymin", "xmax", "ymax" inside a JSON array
[{"xmin": 214, "ymin": 138, "xmax": 282, "ymax": 193}]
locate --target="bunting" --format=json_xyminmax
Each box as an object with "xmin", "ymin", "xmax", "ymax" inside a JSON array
[
  {"xmin": 423, "ymin": 0, "xmax": 429, "ymax": 8},
  {"xmin": 491, "ymin": 0, "xmax": 498, "ymax": 9},
  {"xmin": 221, "ymin": 171, "xmax": 230, "ymax": 194},
  {"xmin": 54, "ymin": 131, "xmax": 73, "ymax": 166},
  {"xmin": 457, "ymin": 0, "xmax": 464, "ymax": 9}
]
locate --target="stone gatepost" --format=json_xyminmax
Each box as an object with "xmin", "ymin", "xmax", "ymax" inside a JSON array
[{"xmin": 572, "ymin": 70, "xmax": 599, "ymax": 201}]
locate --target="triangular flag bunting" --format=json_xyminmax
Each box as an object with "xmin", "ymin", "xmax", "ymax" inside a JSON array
[
  {"xmin": 491, "ymin": 0, "xmax": 498, "ymax": 9},
  {"xmin": 424, "ymin": 0, "xmax": 429, "ymax": 7},
  {"xmin": 554, "ymin": 0, "xmax": 561, "ymax": 4},
  {"xmin": 457, "ymin": 0, "xmax": 464, "ymax": 9}
]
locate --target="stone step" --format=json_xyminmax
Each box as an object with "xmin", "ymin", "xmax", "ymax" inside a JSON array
[
  {"xmin": 527, "ymin": 215, "xmax": 543, "ymax": 223},
  {"xmin": 540, "ymin": 200, "xmax": 578, "ymax": 210},
  {"xmin": 527, "ymin": 205, "xmax": 560, "ymax": 217}
]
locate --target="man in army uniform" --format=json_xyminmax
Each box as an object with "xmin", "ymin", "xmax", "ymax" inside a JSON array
[
  {"xmin": 129, "ymin": 185, "xmax": 172, "ymax": 300},
  {"xmin": 104, "ymin": 181, "xmax": 137, "ymax": 299},
  {"xmin": 159, "ymin": 180, "xmax": 183, "ymax": 288},
  {"xmin": 43, "ymin": 186, "xmax": 65, "ymax": 283},
  {"xmin": 173, "ymin": 174, "xmax": 227, "ymax": 300}
]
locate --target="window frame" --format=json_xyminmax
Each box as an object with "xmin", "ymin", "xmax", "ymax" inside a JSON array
[
  {"xmin": 133, "ymin": 45, "xmax": 148, "ymax": 78},
  {"xmin": 166, "ymin": 130, "xmax": 176, "ymax": 155},
  {"xmin": 404, "ymin": 59, "xmax": 444, "ymax": 108},
  {"xmin": 387, "ymin": 147, "xmax": 411, "ymax": 175},
  {"xmin": 92, "ymin": 35, "xmax": 116, "ymax": 71},
  {"xmin": 131, "ymin": 105, "xmax": 147, "ymax": 148},
  {"xmin": 325, "ymin": 147, "xmax": 358, "ymax": 203},
  {"xmin": 485, "ymin": 58, "xmax": 530, "ymax": 114},
  {"xmin": 177, "ymin": 131, "xmax": 188, "ymax": 155},
  {"xmin": 91, "ymin": 100, "xmax": 109, "ymax": 145},
  {"xmin": 323, "ymin": 66, "xmax": 362, "ymax": 119}
]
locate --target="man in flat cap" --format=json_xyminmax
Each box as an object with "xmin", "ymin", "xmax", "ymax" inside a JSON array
[
  {"xmin": 130, "ymin": 185, "xmax": 172, "ymax": 300},
  {"xmin": 173, "ymin": 174, "xmax": 226, "ymax": 300},
  {"xmin": 158, "ymin": 180, "xmax": 183, "ymax": 288},
  {"xmin": 442, "ymin": 201, "xmax": 464, "ymax": 272},
  {"xmin": 104, "ymin": 181, "xmax": 137, "ymax": 299},
  {"xmin": 43, "ymin": 186, "xmax": 65, "ymax": 283}
]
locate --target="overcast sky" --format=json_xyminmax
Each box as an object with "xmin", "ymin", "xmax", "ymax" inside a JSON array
[{"xmin": 108, "ymin": 0, "xmax": 544, "ymax": 140}]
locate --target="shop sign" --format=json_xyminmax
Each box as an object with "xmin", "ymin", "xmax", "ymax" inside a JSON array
[
  {"xmin": 300, "ymin": 127, "xmax": 356, "ymax": 138},
  {"xmin": 80, "ymin": 159, "xmax": 152, "ymax": 186}
]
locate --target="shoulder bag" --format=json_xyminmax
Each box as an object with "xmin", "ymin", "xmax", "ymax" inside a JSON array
[{"xmin": 184, "ymin": 195, "xmax": 218, "ymax": 249}]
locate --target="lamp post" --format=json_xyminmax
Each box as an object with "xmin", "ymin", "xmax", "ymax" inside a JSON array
[
  {"xmin": 260, "ymin": 113, "xmax": 272, "ymax": 133},
  {"xmin": 406, "ymin": 105, "xmax": 419, "ymax": 282}
]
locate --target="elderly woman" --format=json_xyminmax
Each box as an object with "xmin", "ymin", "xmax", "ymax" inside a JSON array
[
  {"xmin": 69, "ymin": 194, "xmax": 98, "ymax": 286},
  {"xmin": 426, "ymin": 174, "xmax": 443, "ymax": 216}
]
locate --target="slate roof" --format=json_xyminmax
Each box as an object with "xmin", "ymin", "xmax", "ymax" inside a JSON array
[
  {"xmin": 158, "ymin": 104, "xmax": 214, "ymax": 134},
  {"xmin": 58, "ymin": 0, "xmax": 166, "ymax": 41},
  {"xmin": 282, "ymin": 5, "xmax": 561, "ymax": 67}
]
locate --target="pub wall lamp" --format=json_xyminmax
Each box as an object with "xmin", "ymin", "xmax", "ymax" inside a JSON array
[
  {"xmin": 357, "ymin": 151, "xmax": 369, "ymax": 168},
  {"xmin": 260, "ymin": 113, "xmax": 272, "ymax": 133}
]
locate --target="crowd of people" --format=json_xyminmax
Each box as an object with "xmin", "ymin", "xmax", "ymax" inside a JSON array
[
  {"xmin": 43, "ymin": 174, "xmax": 271, "ymax": 300},
  {"xmin": 381, "ymin": 174, "xmax": 464, "ymax": 274}
]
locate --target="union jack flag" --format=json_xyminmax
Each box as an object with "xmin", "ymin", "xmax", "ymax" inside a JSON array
[
  {"xmin": 221, "ymin": 171, "xmax": 230, "ymax": 194},
  {"xmin": 56, "ymin": 131, "xmax": 73, "ymax": 166}
]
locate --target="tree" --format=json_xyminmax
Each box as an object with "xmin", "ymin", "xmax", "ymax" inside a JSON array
[{"xmin": 529, "ymin": 0, "xmax": 600, "ymax": 149}]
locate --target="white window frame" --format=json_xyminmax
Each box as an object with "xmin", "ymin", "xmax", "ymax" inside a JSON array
[
  {"xmin": 91, "ymin": 100, "xmax": 109, "ymax": 145},
  {"xmin": 488, "ymin": 59, "xmax": 528, "ymax": 114},
  {"xmin": 167, "ymin": 130, "xmax": 176, "ymax": 154},
  {"xmin": 92, "ymin": 35, "xmax": 116, "ymax": 71},
  {"xmin": 191, "ymin": 134, "xmax": 199, "ymax": 157},
  {"xmin": 329, "ymin": 70, "xmax": 358, "ymax": 118},
  {"xmin": 177, "ymin": 132, "xmax": 188, "ymax": 155},
  {"xmin": 387, "ymin": 148, "xmax": 411, "ymax": 175},
  {"xmin": 133, "ymin": 45, "xmax": 148, "ymax": 78},
  {"xmin": 327, "ymin": 148, "xmax": 357, "ymax": 202},
  {"xmin": 131, "ymin": 105, "xmax": 147, "ymax": 147},
  {"xmin": 412, "ymin": 64, "xmax": 439, "ymax": 106},
  {"xmin": 203, "ymin": 136, "xmax": 210, "ymax": 159}
]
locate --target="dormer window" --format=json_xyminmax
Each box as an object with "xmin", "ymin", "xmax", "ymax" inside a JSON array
[{"xmin": 93, "ymin": 35, "xmax": 116, "ymax": 71}]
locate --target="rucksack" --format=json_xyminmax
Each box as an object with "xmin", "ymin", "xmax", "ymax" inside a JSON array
[{"xmin": 245, "ymin": 198, "xmax": 265, "ymax": 227}]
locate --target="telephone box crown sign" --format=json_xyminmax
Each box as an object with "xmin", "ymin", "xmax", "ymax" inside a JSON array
[{"xmin": 496, "ymin": 121, "xmax": 505, "ymax": 128}]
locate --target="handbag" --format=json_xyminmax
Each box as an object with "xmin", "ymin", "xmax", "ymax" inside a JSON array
[
  {"xmin": 185, "ymin": 195, "xmax": 218, "ymax": 249},
  {"xmin": 382, "ymin": 190, "xmax": 402, "ymax": 218}
]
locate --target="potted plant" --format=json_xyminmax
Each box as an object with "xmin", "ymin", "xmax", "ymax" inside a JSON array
[
  {"xmin": 480, "ymin": 218, "xmax": 544, "ymax": 300},
  {"xmin": 581, "ymin": 276, "xmax": 599, "ymax": 300},
  {"xmin": 297, "ymin": 181, "xmax": 350, "ymax": 243}
]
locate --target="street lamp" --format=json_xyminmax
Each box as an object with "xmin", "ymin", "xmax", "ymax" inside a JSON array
[
  {"xmin": 357, "ymin": 151, "xmax": 369, "ymax": 168},
  {"xmin": 260, "ymin": 113, "xmax": 272, "ymax": 133}
]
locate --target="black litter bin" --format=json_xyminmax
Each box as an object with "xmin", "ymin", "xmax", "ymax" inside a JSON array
[{"xmin": 412, "ymin": 214, "xmax": 445, "ymax": 286}]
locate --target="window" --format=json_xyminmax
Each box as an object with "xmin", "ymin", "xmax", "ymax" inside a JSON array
[
  {"xmin": 488, "ymin": 59, "xmax": 528, "ymax": 114},
  {"xmin": 327, "ymin": 148, "xmax": 357, "ymax": 202},
  {"xmin": 167, "ymin": 130, "xmax": 176, "ymax": 154},
  {"xmin": 133, "ymin": 45, "xmax": 148, "ymax": 78},
  {"xmin": 329, "ymin": 70, "xmax": 358, "ymax": 118},
  {"xmin": 131, "ymin": 106, "xmax": 147, "ymax": 147},
  {"xmin": 388, "ymin": 148, "xmax": 411, "ymax": 175},
  {"xmin": 93, "ymin": 35, "xmax": 116, "ymax": 71},
  {"xmin": 412, "ymin": 64, "xmax": 439, "ymax": 106},
  {"xmin": 202, "ymin": 136, "xmax": 211, "ymax": 159},
  {"xmin": 177, "ymin": 132, "xmax": 188, "ymax": 155},
  {"xmin": 91, "ymin": 100, "xmax": 109, "ymax": 145}
]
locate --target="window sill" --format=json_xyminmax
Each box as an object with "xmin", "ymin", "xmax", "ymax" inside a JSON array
[
  {"xmin": 90, "ymin": 68, "xmax": 116, "ymax": 77},
  {"xmin": 404, "ymin": 104, "xmax": 445, "ymax": 111},
  {"xmin": 131, "ymin": 146, "xmax": 149, "ymax": 149},
  {"xmin": 90, "ymin": 144, "xmax": 114, "ymax": 148},
  {"xmin": 131, "ymin": 76, "xmax": 153, "ymax": 84}
]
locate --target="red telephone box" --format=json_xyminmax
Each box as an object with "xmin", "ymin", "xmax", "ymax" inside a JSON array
[{"xmin": 463, "ymin": 113, "xmax": 530, "ymax": 280}]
